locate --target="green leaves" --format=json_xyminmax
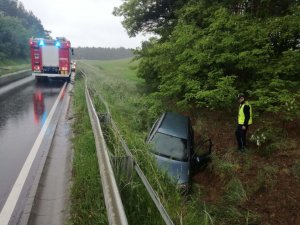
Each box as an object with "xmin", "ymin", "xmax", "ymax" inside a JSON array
[
  {"xmin": 251, "ymin": 78, "xmax": 300, "ymax": 121},
  {"xmin": 118, "ymin": 0, "xmax": 300, "ymax": 121},
  {"xmin": 113, "ymin": 0, "xmax": 187, "ymax": 37},
  {"xmin": 192, "ymin": 76, "xmax": 238, "ymax": 109},
  {"xmin": 0, "ymin": 15, "xmax": 27, "ymax": 59},
  {"xmin": 0, "ymin": 0, "xmax": 47, "ymax": 60}
]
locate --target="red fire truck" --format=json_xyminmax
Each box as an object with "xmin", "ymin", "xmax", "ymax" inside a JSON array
[{"xmin": 29, "ymin": 37, "xmax": 73, "ymax": 82}]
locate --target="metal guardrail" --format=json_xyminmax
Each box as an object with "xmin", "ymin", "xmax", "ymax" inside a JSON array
[
  {"xmin": 110, "ymin": 120, "xmax": 174, "ymax": 225},
  {"xmin": 84, "ymin": 74, "xmax": 128, "ymax": 225},
  {"xmin": 80, "ymin": 69, "xmax": 174, "ymax": 225}
]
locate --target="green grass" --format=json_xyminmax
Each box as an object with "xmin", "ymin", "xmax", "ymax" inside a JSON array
[
  {"xmin": 250, "ymin": 165, "xmax": 278, "ymax": 194},
  {"xmin": 69, "ymin": 75, "xmax": 108, "ymax": 225},
  {"xmin": 0, "ymin": 59, "xmax": 30, "ymax": 76},
  {"xmin": 83, "ymin": 58, "xmax": 141, "ymax": 82},
  {"xmin": 224, "ymin": 178, "xmax": 248, "ymax": 205},
  {"xmin": 209, "ymin": 153, "xmax": 240, "ymax": 178},
  {"xmin": 205, "ymin": 153, "xmax": 260, "ymax": 225}
]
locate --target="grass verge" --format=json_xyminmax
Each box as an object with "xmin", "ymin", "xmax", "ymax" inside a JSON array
[
  {"xmin": 69, "ymin": 75, "xmax": 108, "ymax": 225},
  {"xmin": 0, "ymin": 59, "xmax": 30, "ymax": 76}
]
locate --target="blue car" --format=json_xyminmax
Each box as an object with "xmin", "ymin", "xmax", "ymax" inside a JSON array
[{"xmin": 146, "ymin": 112, "xmax": 212, "ymax": 188}]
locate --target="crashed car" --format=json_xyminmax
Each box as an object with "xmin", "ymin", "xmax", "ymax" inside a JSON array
[{"xmin": 146, "ymin": 112, "xmax": 212, "ymax": 189}]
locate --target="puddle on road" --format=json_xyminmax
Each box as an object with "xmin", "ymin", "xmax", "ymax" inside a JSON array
[{"xmin": 0, "ymin": 79, "xmax": 64, "ymax": 211}]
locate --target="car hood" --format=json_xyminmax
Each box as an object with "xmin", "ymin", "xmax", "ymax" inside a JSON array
[{"xmin": 154, "ymin": 154, "xmax": 189, "ymax": 185}]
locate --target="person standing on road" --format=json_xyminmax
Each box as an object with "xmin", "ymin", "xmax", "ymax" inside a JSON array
[{"xmin": 236, "ymin": 93, "xmax": 252, "ymax": 152}]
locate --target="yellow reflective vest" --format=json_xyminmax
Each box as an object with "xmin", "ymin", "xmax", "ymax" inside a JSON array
[{"xmin": 238, "ymin": 101, "xmax": 252, "ymax": 125}]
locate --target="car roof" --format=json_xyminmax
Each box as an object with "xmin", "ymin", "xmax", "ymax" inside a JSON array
[{"xmin": 157, "ymin": 112, "xmax": 189, "ymax": 139}]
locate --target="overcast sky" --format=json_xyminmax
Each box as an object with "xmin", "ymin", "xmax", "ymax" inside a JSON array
[{"xmin": 20, "ymin": 0, "xmax": 148, "ymax": 48}]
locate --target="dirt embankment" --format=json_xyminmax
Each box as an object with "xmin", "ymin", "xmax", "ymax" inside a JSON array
[{"xmin": 191, "ymin": 110, "xmax": 300, "ymax": 225}]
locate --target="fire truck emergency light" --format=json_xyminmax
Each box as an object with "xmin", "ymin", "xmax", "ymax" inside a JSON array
[
  {"xmin": 55, "ymin": 41, "xmax": 61, "ymax": 47},
  {"xmin": 39, "ymin": 40, "xmax": 45, "ymax": 46}
]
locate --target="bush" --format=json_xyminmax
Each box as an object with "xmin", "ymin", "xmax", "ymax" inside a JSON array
[{"xmin": 250, "ymin": 122, "xmax": 298, "ymax": 156}]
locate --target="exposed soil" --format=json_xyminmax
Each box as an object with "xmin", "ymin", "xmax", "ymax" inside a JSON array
[{"xmin": 191, "ymin": 110, "xmax": 300, "ymax": 225}]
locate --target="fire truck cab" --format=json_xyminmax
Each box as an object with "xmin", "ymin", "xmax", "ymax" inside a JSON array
[{"xmin": 29, "ymin": 37, "xmax": 73, "ymax": 82}]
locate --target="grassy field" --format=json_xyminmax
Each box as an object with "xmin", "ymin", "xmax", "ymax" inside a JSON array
[
  {"xmin": 0, "ymin": 59, "xmax": 30, "ymax": 76},
  {"xmin": 72, "ymin": 58, "xmax": 300, "ymax": 225}
]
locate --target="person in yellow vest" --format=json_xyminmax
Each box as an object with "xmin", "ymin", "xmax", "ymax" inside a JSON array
[{"xmin": 236, "ymin": 93, "xmax": 252, "ymax": 152}]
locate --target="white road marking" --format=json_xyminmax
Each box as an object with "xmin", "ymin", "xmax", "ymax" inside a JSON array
[{"xmin": 0, "ymin": 83, "xmax": 67, "ymax": 225}]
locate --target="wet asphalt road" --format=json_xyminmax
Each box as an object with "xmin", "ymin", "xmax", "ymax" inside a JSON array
[{"xmin": 0, "ymin": 79, "xmax": 64, "ymax": 213}]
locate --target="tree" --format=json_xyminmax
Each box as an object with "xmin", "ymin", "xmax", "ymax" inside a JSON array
[
  {"xmin": 118, "ymin": 0, "xmax": 300, "ymax": 117},
  {"xmin": 0, "ymin": 0, "xmax": 47, "ymax": 60},
  {"xmin": 113, "ymin": 0, "xmax": 190, "ymax": 37},
  {"xmin": 0, "ymin": 15, "xmax": 28, "ymax": 58}
]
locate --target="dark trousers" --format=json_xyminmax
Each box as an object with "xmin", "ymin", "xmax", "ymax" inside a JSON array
[{"xmin": 235, "ymin": 125, "xmax": 248, "ymax": 150}]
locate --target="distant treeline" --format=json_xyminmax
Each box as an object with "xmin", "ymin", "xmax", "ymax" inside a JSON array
[
  {"xmin": 0, "ymin": 0, "xmax": 46, "ymax": 60},
  {"xmin": 73, "ymin": 47, "xmax": 133, "ymax": 60}
]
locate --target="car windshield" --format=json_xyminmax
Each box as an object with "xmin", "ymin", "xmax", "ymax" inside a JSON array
[{"xmin": 150, "ymin": 132, "xmax": 188, "ymax": 161}]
